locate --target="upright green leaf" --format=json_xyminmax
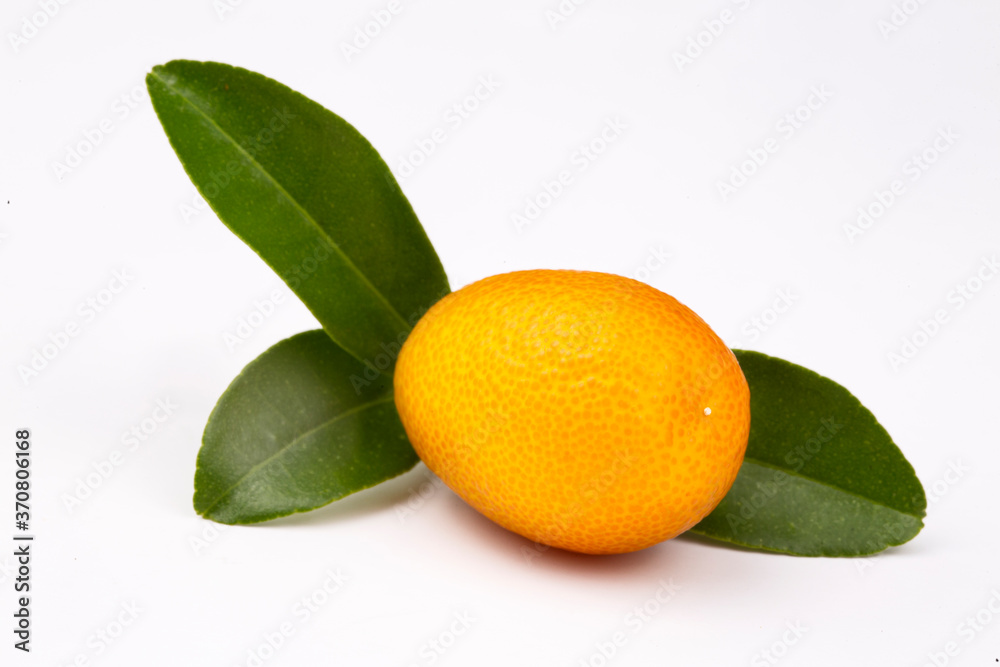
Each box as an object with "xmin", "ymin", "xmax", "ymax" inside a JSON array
[
  {"xmin": 690, "ymin": 350, "xmax": 926, "ymax": 556},
  {"xmin": 194, "ymin": 330, "xmax": 419, "ymax": 524},
  {"xmin": 146, "ymin": 60, "xmax": 449, "ymax": 370}
]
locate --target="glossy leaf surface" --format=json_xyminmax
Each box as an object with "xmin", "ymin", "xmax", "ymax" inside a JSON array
[
  {"xmin": 690, "ymin": 350, "xmax": 926, "ymax": 556},
  {"xmin": 194, "ymin": 330, "xmax": 418, "ymax": 524},
  {"xmin": 147, "ymin": 60, "xmax": 449, "ymax": 370}
]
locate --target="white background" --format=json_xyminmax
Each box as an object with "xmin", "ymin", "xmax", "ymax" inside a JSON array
[{"xmin": 2, "ymin": 0, "xmax": 999, "ymax": 665}]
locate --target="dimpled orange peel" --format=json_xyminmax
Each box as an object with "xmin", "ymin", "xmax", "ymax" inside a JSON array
[{"xmin": 393, "ymin": 269, "xmax": 750, "ymax": 555}]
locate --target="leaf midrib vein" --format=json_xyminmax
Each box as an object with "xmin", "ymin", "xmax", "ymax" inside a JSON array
[
  {"xmin": 150, "ymin": 69, "xmax": 410, "ymax": 332},
  {"xmin": 198, "ymin": 394, "xmax": 395, "ymax": 516},
  {"xmin": 742, "ymin": 456, "xmax": 924, "ymax": 520}
]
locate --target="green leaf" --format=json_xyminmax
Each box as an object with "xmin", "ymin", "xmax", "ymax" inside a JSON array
[
  {"xmin": 194, "ymin": 330, "xmax": 419, "ymax": 524},
  {"xmin": 690, "ymin": 350, "xmax": 926, "ymax": 556},
  {"xmin": 146, "ymin": 60, "xmax": 449, "ymax": 371}
]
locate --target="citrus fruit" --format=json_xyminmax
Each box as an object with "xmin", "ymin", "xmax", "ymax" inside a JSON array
[{"xmin": 393, "ymin": 269, "xmax": 750, "ymax": 554}]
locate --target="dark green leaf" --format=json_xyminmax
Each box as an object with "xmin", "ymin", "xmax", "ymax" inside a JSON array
[
  {"xmin": 194, "ymin": 330, "xmax": 419, "ymax": 524},
  {"xmin": 146, "ymin": 60, "xmax": 449, "ymax": 371},
  {"xmin": 690, "ymin": 350, "xmax": 926, "ymax": 556}
]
